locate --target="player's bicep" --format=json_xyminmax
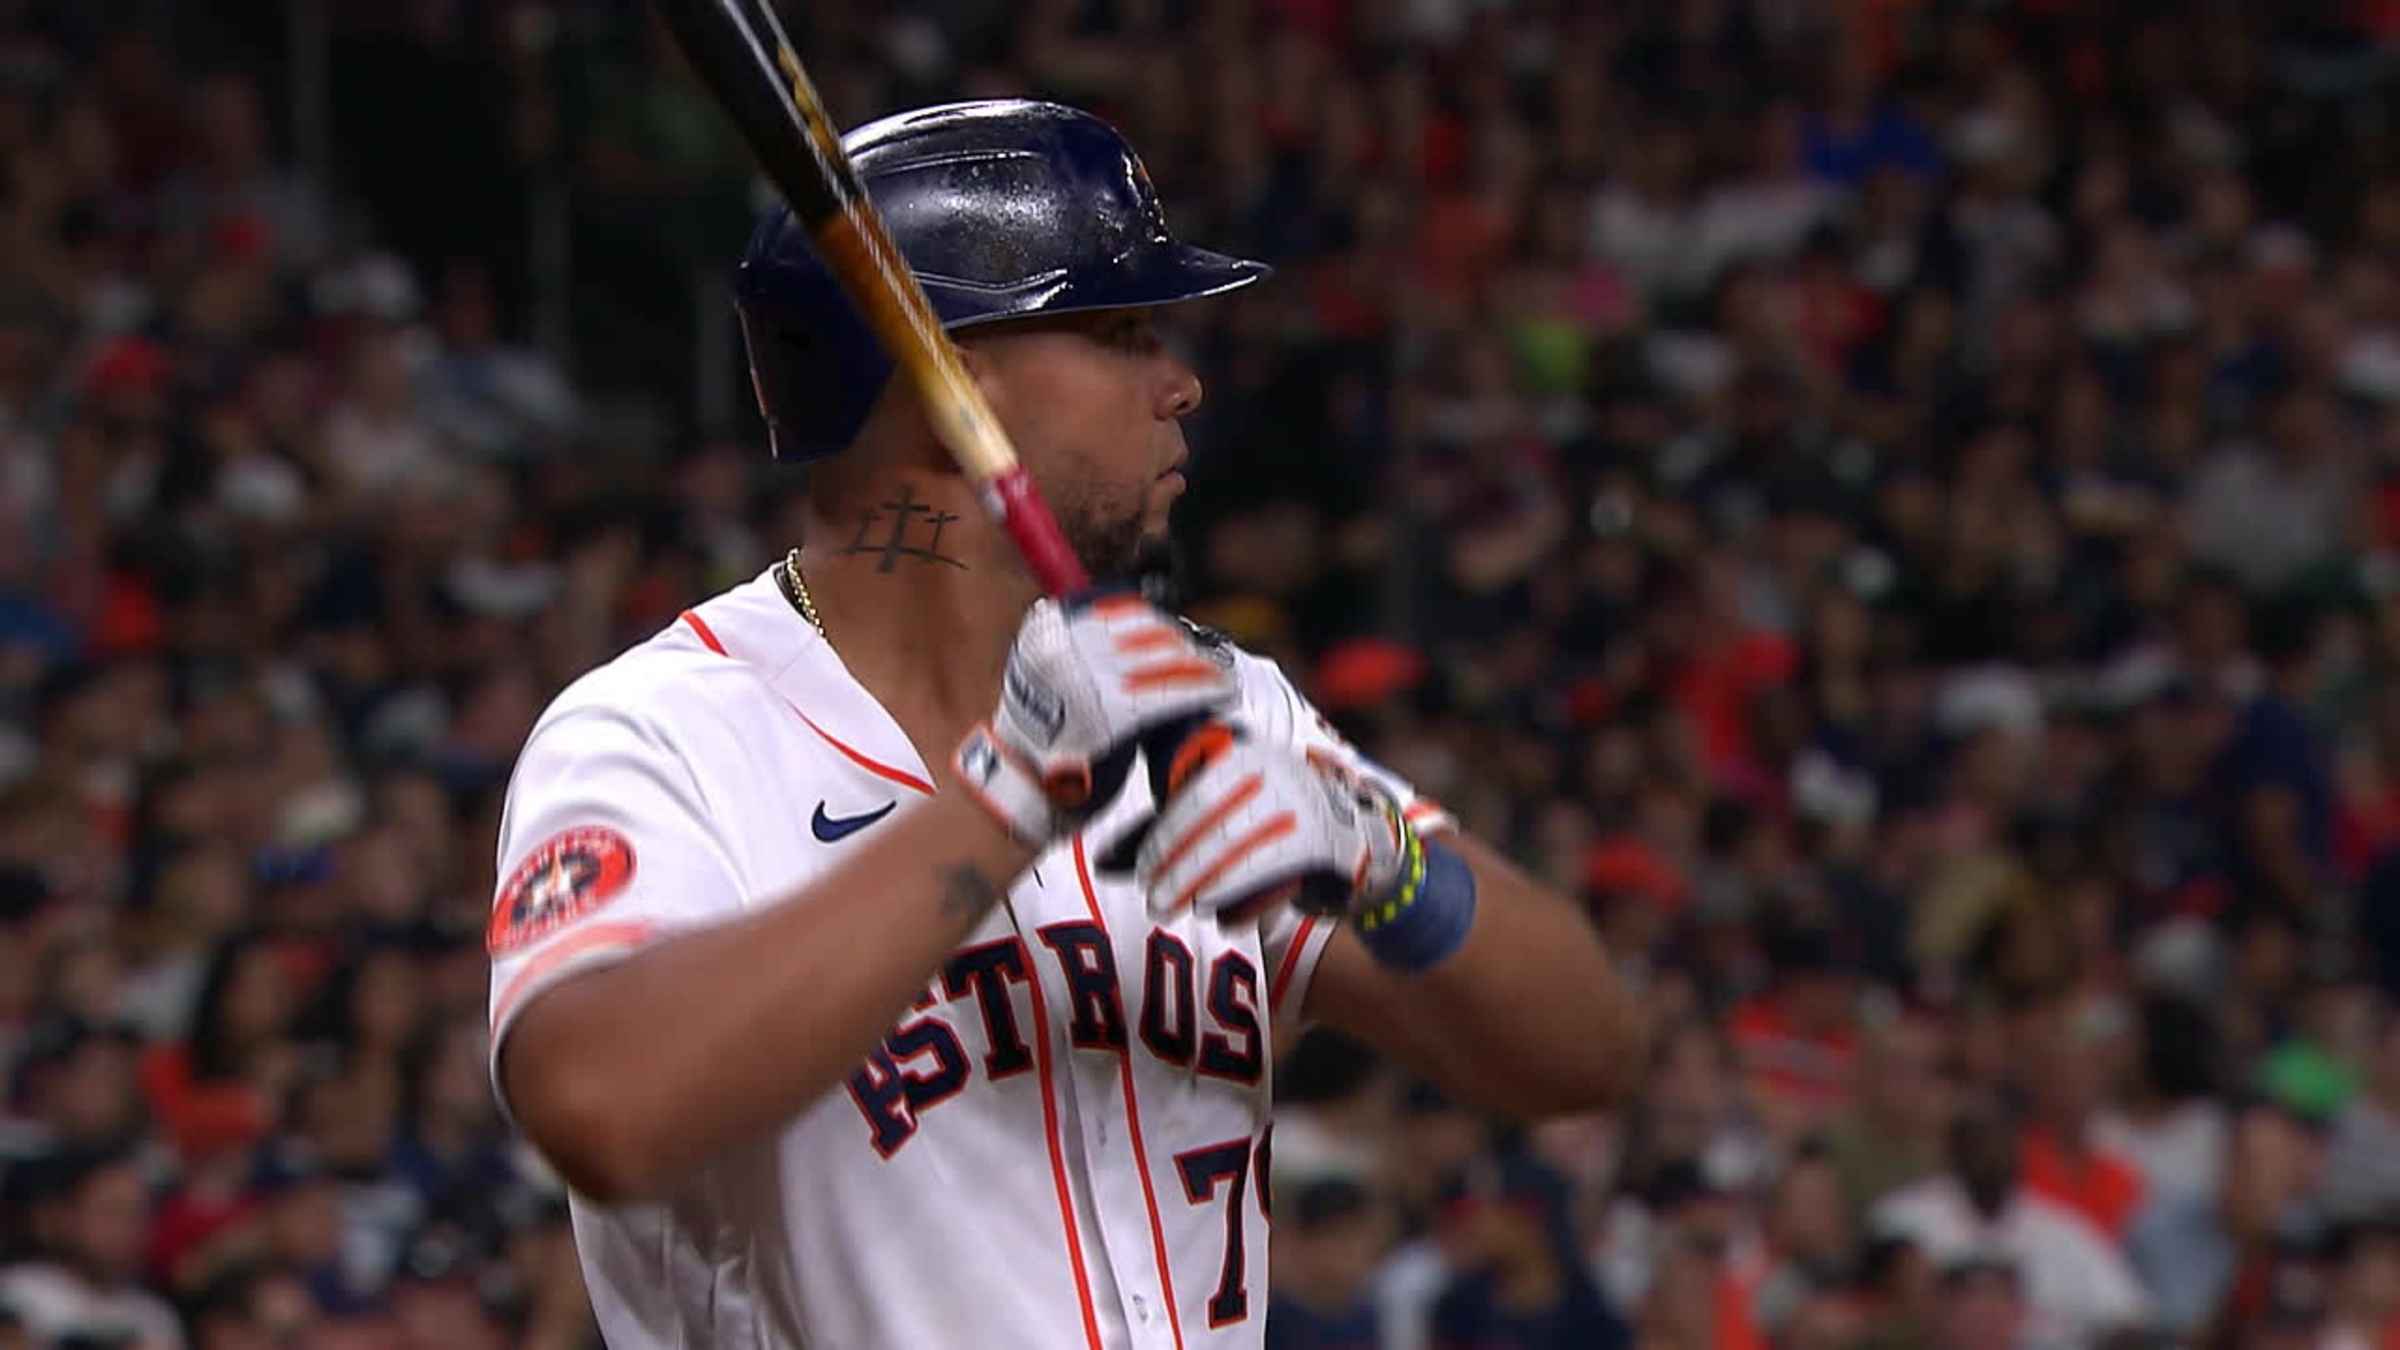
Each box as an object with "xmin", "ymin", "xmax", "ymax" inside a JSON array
[
  {"xmin": 1289, "ymin": 923, "xmax": 1444, "ymax": 1070},
  {"xmin": 485, "ymin": 708, "xmax": 748, "ymax": 1099}
]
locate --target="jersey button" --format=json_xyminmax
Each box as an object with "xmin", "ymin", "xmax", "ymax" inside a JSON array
[{"xmin": 1132, "ymin": 1294, "xmax": 1151, "ymax": 1323}]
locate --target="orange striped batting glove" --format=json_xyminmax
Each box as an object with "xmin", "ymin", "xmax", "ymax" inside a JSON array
[
  {"xmin": 955, "ymin": 594, "xmax": 1237, "ymax": 847},
  {"xmin": 1133, "ymin": 741, "xmax": 1409, "ymax": 925}
]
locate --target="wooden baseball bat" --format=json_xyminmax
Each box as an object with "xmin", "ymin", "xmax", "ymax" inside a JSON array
[{"xmin": 650, "ymin": 0, "xmax": 1091, "ymax": 597}]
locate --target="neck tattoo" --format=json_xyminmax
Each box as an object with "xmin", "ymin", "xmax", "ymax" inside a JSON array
[{"xmin": 837, "ymin": 483, "xmax": 967, "ymax": 571}]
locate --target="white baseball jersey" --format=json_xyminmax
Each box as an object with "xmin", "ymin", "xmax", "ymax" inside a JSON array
[{"xmin": 486, "ymin": 566, "xmax": 1447, "ymax": 1349}]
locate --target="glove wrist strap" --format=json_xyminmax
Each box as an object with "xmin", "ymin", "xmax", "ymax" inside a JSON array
[
  {"xmin": 1352, "ymin": 824, "xmax": 1476, "ymax": 973},
  {"xmin": 953, "ymin": 723, "xmax": 1058, "ymax": 848}
]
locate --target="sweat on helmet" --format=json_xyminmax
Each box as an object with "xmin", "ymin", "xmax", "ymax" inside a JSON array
[{"xmin": 733, "ymin": 99, "xmax": 1272, "ymax": 462}]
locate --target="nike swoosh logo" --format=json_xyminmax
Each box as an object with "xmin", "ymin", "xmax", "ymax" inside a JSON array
[{"xmin": 812, "ymin": 800, "xmax": 896, "ymax": 843}]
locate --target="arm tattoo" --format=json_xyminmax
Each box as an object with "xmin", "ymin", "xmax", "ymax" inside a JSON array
[
  {"xmin": 939, "ymin": 862, "xmax": 1004, "ymax": 919},
  {"xmin": 839, "ymin": 483, "xmax": 968, "ymax": 572}
]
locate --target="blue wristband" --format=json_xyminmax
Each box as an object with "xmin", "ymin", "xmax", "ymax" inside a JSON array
[{"xmin": 1354, "ymin": 835, "xmax": 1477, "ymax": 973}]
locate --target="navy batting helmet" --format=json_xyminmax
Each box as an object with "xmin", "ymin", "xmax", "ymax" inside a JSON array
[{"xmin": 735, "ymin": 100, "xmax": 1271, "ymax": 462}]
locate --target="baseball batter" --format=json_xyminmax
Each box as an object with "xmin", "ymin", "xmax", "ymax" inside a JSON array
[{"xmin": 488, "ymin": 101, "xmax": 1641, "ymax": 1348}]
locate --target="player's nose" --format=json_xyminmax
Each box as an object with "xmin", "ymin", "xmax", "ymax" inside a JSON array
[{"xmin": 1159, "ymin": 354, "xmax": 1202, "ymax": 419}]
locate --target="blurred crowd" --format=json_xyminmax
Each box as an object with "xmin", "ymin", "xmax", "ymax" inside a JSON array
[{"xmin": 7, "ymin": 1, "xmax": 2400, "ymax": 1348}]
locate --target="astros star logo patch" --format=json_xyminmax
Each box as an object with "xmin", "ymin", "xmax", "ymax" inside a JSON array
[{"xmin": 488, "ymin": 826, "xmax": 636, "ymax": 955}]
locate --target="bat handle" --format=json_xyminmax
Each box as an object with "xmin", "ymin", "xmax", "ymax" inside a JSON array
[
  {"xmin": 1084, "ymin": 708, "xmax": 1226, "ymax": 877},
  {"xmin": 1141, "ymin": 712, "xmax": 1228, "ymax": 806}
]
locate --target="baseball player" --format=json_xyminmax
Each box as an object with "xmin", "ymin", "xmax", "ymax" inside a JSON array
[{"xmin": 488, "ymin": 101, "xmax": 1641, "ymax": 1348}]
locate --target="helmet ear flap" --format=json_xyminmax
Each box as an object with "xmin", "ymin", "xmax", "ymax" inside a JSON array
[{"xmin": 735, "ymin": 295, "xmax": 893, "ymax": 463}]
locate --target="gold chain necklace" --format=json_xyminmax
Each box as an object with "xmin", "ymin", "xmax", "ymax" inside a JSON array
[{"xmin": 778, "ymin": 548, "xmax": 826, "ymax": 639}]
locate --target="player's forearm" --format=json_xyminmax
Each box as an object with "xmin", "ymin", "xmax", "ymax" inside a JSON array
[
  {"xmin": 1411, "ymin": 834, "xmax": 1644, "ymax": 1113},
  {"xmin": 501, "ymin": 790, "xmax": 1033, "ymax": 1203},
  {"xmin": 1317, "ymin": 833, "xmax": 1644, "ymax": 1117}
]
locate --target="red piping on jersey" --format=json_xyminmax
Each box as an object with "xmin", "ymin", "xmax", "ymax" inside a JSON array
[
  {"xmin": 678, "ymin": 606, "xmax": 937, "ymax": 797},
  {"xmin": 492, "ymin": 921, "xmax": 657, "ymax": 1028},
  {"xmin": 1021, "ymin": 933, "xmax": 1108, "ymax": 1350},
  {"xmin": 1269, "ymin": 916, "xmax": 1319, "ymax": 1017},
  {"xmin": 1256, "ymin": 799, "xmax": 1437, "ymax": 1019},
  {"xmin": 679, "ymin": 609, "xmax": 727, "ymax": 656},
  {"xmin": 789, "ymin": 706, "xmax": 936, "ymax": 797},
  {"xmin": 1072, "ymin": 836, "xmax": 1189, "ymax": 1350}
]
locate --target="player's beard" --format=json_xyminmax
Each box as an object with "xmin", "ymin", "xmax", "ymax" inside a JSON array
[
  {"xmin": 1053, "ymin": 482, "xmax": 1161, "ymax": 590},
  {"xmin": 1128, "ymin": 534, "xmax": 1184, "ymax": 609}
]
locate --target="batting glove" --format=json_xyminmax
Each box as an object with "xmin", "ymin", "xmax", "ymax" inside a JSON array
[
  {"xmin": 1132, "ymin": 737, "xmax": 1411, "ymax": 925},
  {"xmin": 954, "ymin": 594, "xmax": 1236, "ymax": 847}
]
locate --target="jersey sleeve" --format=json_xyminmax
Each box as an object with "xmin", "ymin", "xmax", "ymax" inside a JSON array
[
  {"xmin": 1226, "ymin": 646, "xmax": 1453, "ymax": 1022},
  {"xmin": 485, "ymin": 702, "xmax": 749, "ymax": 1113},
  {"xmin": 1225, "ymin": 646, "xmax": 1453, "ymax": 836}
]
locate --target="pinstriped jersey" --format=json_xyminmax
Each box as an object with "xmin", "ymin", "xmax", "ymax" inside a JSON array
[{"xmin": 485, "ymin": 566, "xmax": 1447, "ymax": 1349}]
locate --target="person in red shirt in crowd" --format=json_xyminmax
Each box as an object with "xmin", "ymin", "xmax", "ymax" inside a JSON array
[
  {"xmin": 1644, "ymin": 562, "xmax": 1801, "ymax": 786},
  {"xmin": 136, "ymin": 931, "xmax": 300, "ymax": 1178},
  {"xmin": 2015, "ymin": 992, "xmax": 2148, "ymax": 1242},
  {"xmin": 1728, "ymin": 925, "xmax": 1859, "ymax": 1142}
]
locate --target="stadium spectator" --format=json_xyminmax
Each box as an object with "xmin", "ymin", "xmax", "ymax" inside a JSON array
[
  {"xmin": 1824, "ymin": 1007, "xmax": 1952, "ymax": 1227},
  {"xmin": 1429, "ymin": 1154, "xmax": 1626, "ymax": 1350},
  {"xmin": 1266, "ymin": 1176, "xmax": 1388, "ymax": 1350},
  {"xmin": 1871, "ymin": 1100, "xmax": 2150, "ymax": 1346},
  {"xmin": 0, "ymin": 1147, "xmax": 182, "ymax": 1349},
  {"xmin": 2323, "ymin": 1005, "xmax": 2400, "ymax": 1227}
]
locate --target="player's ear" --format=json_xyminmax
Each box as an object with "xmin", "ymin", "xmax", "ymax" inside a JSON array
[
  {"xmin": 948, "ymin": 334, "xmax": 1026, "ymax": 449},
  {"xmin": 952, "ymin": 336, "xmax": 1006, "ymax": 406}
]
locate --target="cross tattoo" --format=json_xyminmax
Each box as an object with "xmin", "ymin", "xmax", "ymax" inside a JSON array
[{"xmin": 839, "ymin": 484, "xmax": 968, "ymax": 572}]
